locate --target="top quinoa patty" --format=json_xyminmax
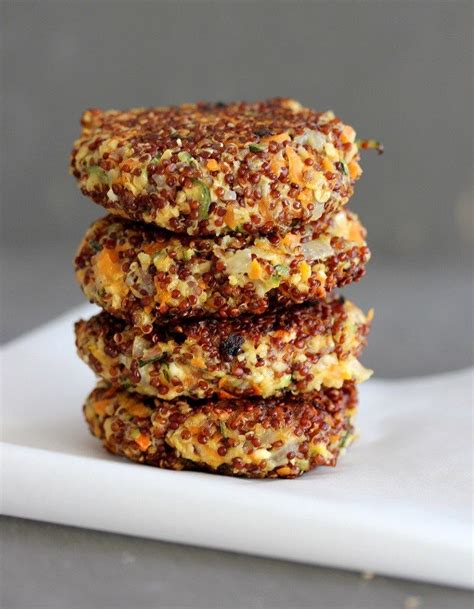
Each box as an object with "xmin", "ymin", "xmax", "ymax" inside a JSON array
[{"xmin": 70, "ymin": 98, "xmax": 362, "ymax": 236}]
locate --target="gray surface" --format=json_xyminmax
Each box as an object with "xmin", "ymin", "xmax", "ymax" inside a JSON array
[
  {"xmin": 1, "ymin": 2, "xmax": 473, "ymax": 609},
  {"xmin": 1, "ymin": 517, "xmax": 473, "ymax": 609}
]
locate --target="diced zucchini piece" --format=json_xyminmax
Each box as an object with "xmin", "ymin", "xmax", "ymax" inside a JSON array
[
  {"xmin": 138, "ymin": 354, "xmax": 167, "ymax": 368},
  {"xmin": 149, "ymin": 152, "xmax": 162, "ymax": 164},
  {"xmin": 185, "ymin": 179, "xmax": 211, "ymax": 220},
  {"xmin": 339, "ymin": 429, "xmax": 352, "ymax": 448},
  {"xmin": 86, "ymin": 165, "xmax": 107, "ymax": 181},
  {"xmin": 182, "ymin": 248, "xmax": 194, "ymax": 262},
  {"xmin": 177, "ymin": 151, "xmax": 194, "ymax": 164},
  {"xmin": 273, "ymin": 264, "xmax": 290, "ymax": 278},
  {"xmin": 89, "ymin": 240, "xmax": 102, "ymax": 253}
]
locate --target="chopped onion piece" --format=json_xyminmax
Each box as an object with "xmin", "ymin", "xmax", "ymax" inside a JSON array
[
  {"xmin": 301, "ymin": 239, "xmax": 334, "ymax": 261},
  {"xmin": 224, "ymin": 249, "xmax": 252, "ymax": 274},
  {"xmin": 223, "ymin": 190, "xmax": 237, "ymax": 201},
  {"xmin": 250, "ymin": 245, "xmax": 281, "ymax": 262},
  {"xmin": 293, "ymin": 128, "xmax": 326, "ymax": 151},
  {"xmin": 132, "ymin": 336, "xmax": 149, "ymax": 359},
  {"xmin": 107, "ymin": 188, "xmax": 118, "ymax": 202}
]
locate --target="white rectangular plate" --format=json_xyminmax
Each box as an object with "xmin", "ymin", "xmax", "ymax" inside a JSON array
[{"xmin": 1, "ymin": 305, "xmax": 472, "ymax": 588}]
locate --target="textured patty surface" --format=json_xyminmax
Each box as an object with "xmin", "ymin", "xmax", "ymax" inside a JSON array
[
  {"xmin": 75, "ymin": 297, "xmax": 372, "ymax": 401},
  {"xmin": 70, "ymin": 98, "xmax": 362, "ymax": 236},
  {"xmin": 84, "ymin": 381, "xmax": 358, "ymax": 478},
  {"xmin": 75, "ymin": 209, "xmax": 369, "ymax": 329}
]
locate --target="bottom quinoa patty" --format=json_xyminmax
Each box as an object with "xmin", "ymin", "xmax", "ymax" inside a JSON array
[
  {"xmin": 84, "ymin": 382, "xmax": 358, "ymax": 478},
  {"xmin": 75, "ymin": 296, "xmax": 372, "ymax": 401}
]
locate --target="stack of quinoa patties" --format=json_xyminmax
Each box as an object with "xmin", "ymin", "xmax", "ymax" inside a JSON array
[{"xmin": 71, "ymin": 98, "xmax": 374, "ymax": 479}]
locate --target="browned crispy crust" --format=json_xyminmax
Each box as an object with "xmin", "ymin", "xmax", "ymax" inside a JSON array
[
  {"xmin": 84, "ymin": 381, "xmax": 358, "ymax": 478},
  {"xmin": 75, "ymin": 209, "xmax": 369, "ymax": 329},
  {"xmin": 70, "ymin": 98, "xmax": 362, "ymax": 236},
  {"xmin": 75, "ymin": 297, "xmax": 372, "ymax": 401}
]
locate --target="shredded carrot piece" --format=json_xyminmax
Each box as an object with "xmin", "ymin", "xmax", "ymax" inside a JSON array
[
  {"xmin": 299, "ymin": 261, "xmax": 311, "ymax": 282},
  {"xmin": 119, "ymin": 158, "xmax": 141, "ymax": 172},
  {"xmin": 224, "ymin": 206, "xmax": 237, "ymax": 228},
  {"xmin": 206, "ymin": 159, "xmax": 220, "ymax": 172},
  {"xmin": 281, "ymin": 233, "xmax": 301, "ymax": 249},
  {"xmin": 135, "ymin": 434, "xmax": 151, "ymax": 451},
  {"xmin": 142, "ymin": 243, "xmax": 165, "ymax": 255},
  {"xmin": 258, "ymin": 198, "xmax": 273, "ymax": 221},
  {"xmin": 156, "ymin": 286, "xmax": 171, "ymax": 312},
  {"xmin": 218, "ymin": 381, "xmax": 240, "ymax": 399},
  {"xmin": 264, "ymin": 131, "xmax": 289, "ymax": 144},
  {"xmin": 285, "ymin": 146, "xmax": 304, "ymax": 184},
  {"xmin": 128, "ymin": 404, "xmax": 150, "ymax": 418},
  {"xmin": 270, "ymin": 156, "xmax": 285, "ymax": 176},
  {"xmin": 341, "ymin": 125, "xmax": 355, "ymax": 144},
  {"xmin": 273, "ymin": 329, "xmax": 289, "ymax": 340},
  {"xmin": 248, "ymin": 259, "xmax": 264, "ymax": 280},
  {"xmin": 93, "ymin": 400, "xmax": 109, "ymax": 415},
  {"xmin": 96, "ymin": 249, "xmax": 124, "ymax": 290},
  {"xmin": 191, "ymin": 356, "xmax": 206, "ymax": 369},
  {"xmin": 96, "ymin": 248, "xmax": 119, "ymax": 268},
  {"xmin": 348, "ymin": 160, "xmax": 362, "ymax": 179},
  {"xmin": 322, "ymin": 158, "xmax": 334, "ymax": 172},
  {"xmin": 219, "ymin": 389, "xmax": 237, "ymax": 399},
  {"xmin": 297, "ymin": 188, "xmax": 313, "ymax": 206},
  {"xmin": 348, "ymin": 222, "xmax": 364, "ymax": 244}
]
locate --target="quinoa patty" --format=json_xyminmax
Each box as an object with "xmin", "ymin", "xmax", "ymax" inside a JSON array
[
  {"xmin": 70, "ymin": 98, "xmax": 362, "ymax": 236},
  {"xmin": 75, "ymin": 297, "xmax": 372, "ymax": 401},
  {"xmin": 84, "ymin": 381, "xmax": 358, "ymax": 478},
  {"xmin": 75, "ymin": 209, "xmax": 369, "ymax": 329}
]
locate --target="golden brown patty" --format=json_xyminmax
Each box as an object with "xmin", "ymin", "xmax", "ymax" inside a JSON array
[
  {"xmin": 75, "ymin": 209, "xmax": 369, "ymax": 329},
  {"xmin": 75, "ymin": 297, "xmax": 372, "ymax": 401},
  {"xmin": 84, "ymin": 381, "xmax": 358, "ymax": 478},
  {"xmin": 70, "ymin": 98, "xmax": 362, "ymax": 236}
]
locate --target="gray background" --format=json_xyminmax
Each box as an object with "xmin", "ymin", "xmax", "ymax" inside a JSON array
[{"xmin": 1, "ymin": 1, "xmax": 473, "ymax": 608}]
